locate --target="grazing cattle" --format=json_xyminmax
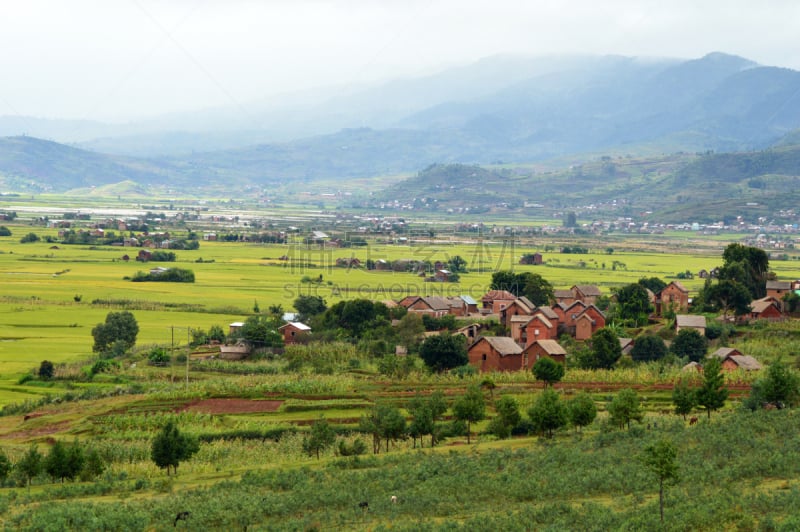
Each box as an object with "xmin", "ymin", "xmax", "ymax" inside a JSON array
[
  {"xmin": 174, "ymin": 511, "xmax": 190, "ymax": 527},
  {"xmin": 764, "ymin": 403, "xmax": 777, "ymax": 411},
  {"xmin": 689, "ymin": 417, "xmax": 698, "ymax": 426},
  {"xmin": 391, "ymin": 495, "xmax": 398, "ymax": 504},
  {"xmin": 358, "ymin": 501, "xmax": 369, "ymax": 512}
]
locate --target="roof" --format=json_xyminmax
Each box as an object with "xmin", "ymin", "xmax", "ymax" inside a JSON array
[
  {"xmin": 711, "ymin": 347, "xmax": 742, "ymax": 359},
  {"xmin": 682, "ymin": 361, "xmax": 702, "ymax": 371},
  {"xmin": 619, "ymin": 337, "xmax": 634, "ymax": 349},
  {"xmin": 535, "ymin": 307, "xmax": 559, "ymax": 320},
  {"xmin": 460, "ymin": 295, "xmax": 478, "ymax": 306},
  {"xmin": 282, "ymin": 312, "xmax": 298, "ymax": 322},
  {"xmin": 422, "ymin": 296, "xmax": 452, "ymax": 311},
  {"xmin": 553, "ymin": 290, "xmax": 573, "ymax": 299},
  {"xmin": 727, "ymin": 355, "xmax": 763, "ymax": 371},
  {"xmin": 229, "ymin": 322, "xmax": 244, "ymax": 327},
  {"xmin": 766, "ymin": 280, "xmax": 791, "ymax": 290},
  {"xmin": 527, "ymin": 339, "xmax": 567, "ymax": 355},
  {"xmin": 527, "ymin": 315, "xmax": 553, "ymax": 329},
  {"xmin": 279, "ymin": 322, "xmax": 311, "ymax": 331},
  {"xmin": 510, "ymin": 315, "xmax": 533, "ymax": 324},
  {"xmin": 312, "ymin": 231, "xmax": 329, "ymax": 239},
  {"xmin": 476, "ymin": 336, "xmax": 524, "ymax": 356},
  {"xmin": 507, "ymin": 298, "xmax": 534, "ymax": 314},
  {"xmin": 676, "ymin": 315, "xmax": 706, "ymax": 329},
  {"xmin": 664, "ymin": 281, "xmax": 689, "ymax": 293},
  {"xmin": 573, "ymin": 285, "xmax": 602, "ymax": 297},
  {"xmin": 481, "ymin": 290, "xmax": 517, "ymax": 302},
  {"xmin": 750, "ymin": 299, "xmax": 777, "ymax": 314},
  {"xmin": 518, "ymin": 296, "xmax": 536, "ymax": 309}
]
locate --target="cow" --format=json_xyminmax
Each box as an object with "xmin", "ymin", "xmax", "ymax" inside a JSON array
[
  {"xmin": 174, "ymin": 511, "xmax": 190, "ymax": 527},
  {"xmin": 689, "ymin": 417, "xmax": 698, "ymax": 426},
  {"xmin": 358, "ymin": 501, "xmax": 369, "ymax": 512}
]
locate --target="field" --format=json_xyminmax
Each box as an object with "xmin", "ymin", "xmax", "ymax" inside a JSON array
[{"xmin": 1, "ymin": 202, "xmax": 800, "ymax": 530}]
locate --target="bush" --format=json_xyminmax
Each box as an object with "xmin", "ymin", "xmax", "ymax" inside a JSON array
[
  {"xmin": 20, "ymin": 232, "xmax": 40, "ymax": 243},
  {"xmin": 0, "ymin": 226, "xmax": 12, "ymax": 236},
  {"xmin": 147, "ymin": 348, "xmax": 171, "ymax": 366}
]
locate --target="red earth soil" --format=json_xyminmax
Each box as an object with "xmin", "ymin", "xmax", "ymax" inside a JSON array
[{"xmin": 182, "ymin": 398, "xmax": 283, "ymax": 414}]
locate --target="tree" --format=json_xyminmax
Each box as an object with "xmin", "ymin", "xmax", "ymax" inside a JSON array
[
  {"xmin": 670, "ymin": 329, "xmax": 707, "ymax": 363},
  {"xmin": 17, "ymin": 444, "xmax": 43, "ymax": 488},
  {"xmin": 487, "ymin": 396, "xmax": 521, "ymax": 439},
  {"xmin": 38, "ymin": 360, "xmax": 55, "ymax": 380},
  {"xmin": 608, "ymin": 388, "xmax": 643, "ymax": 430},
  {"xmin": 703, "ymin": 279, "xmax": 752, "ymax": 319},
  {"xmin": 0, "ymin": 451, "xmax": 11, "ymax": 483},
  {"xmin": 0, "ymin": 226, "xmax": 11, "ymax": 237},
  {"xmin": 672, "ymin": 379, "xmax": 697, "ymax": 420},
  {"xmin": 239, "ymin": 314, "xmax": 283, "ymax": 349},
  {"xmin": 527, "ymin": 389, "xmax": 567, "ymax": 438},
  {"xmin": 630, "ymin": 335, "xmax": 668, "ymax": 362},
  {"xmin": 532, "ymin": 357, "xmax": 565, "ymax": 387},
  {"xmin": 396, "ymin": 313, "xmax": 425, "ymax": 353},
  {"xmin": 696, "ymin": 357, "xmax": 728, "ymax": 419},
  {"xmin": 428, "ymin": 391, "xmax": 448, "ymax": 447},
  {"xmin": 419, "ymin": 334, "xmax": 468, "ymax": 372},
  {"xmin": 91, "ymin": 311, "xmax": 139, "ymax": 354},
  {"xmin": 407, "ymin": 394, "xmax": 435, "ymax": 448},
  {"xmin": 303, "ymin": 417, "xmax": 336, "ymax": 459},
  {"xmin": 294, "ymin": 295, "xmax": 327, "ymax": 322},
  {"xmin": 447, "ymin": 255, "xmax": 468, "ymax": 273},
  {"xmin": 720, "ymin": 243, "xmax": 769, "ymax": 299},
  {"xmin": 638, "ymin": 276, "xmax": 667, "ymax": 294},
  {"xmin": 642, "ymin": 439, "xmax": 679, "ymax": 523},
  {"xmin": 744, "ymin": 358, "xmax": 800, "ymax": 410},
  {"xmin": 20, "ymin": 232, "xmax": 40, "ymax": 243},
  {"xmin": 615, "ymin": 283, "xmax": 652, "ymax": 326},
  {"xmin": 520, "ymin": 272, "xmax": 554, "ymax": 306},
  {"xmin": 151, "ymin": 420, "xmax": 200, "ymax": 475},
  {"xmin": 44, "ymin": 440, "xmax": 69, "ymax": 482},
  {"xmin": 587, "ymin": 328, "xmax": 623, "ymax": 370},
  {"xmin": 452, "ymin": 385, "xmax": 486, "ymax": 444},
  {"xmin": 80, "ymin": 448, "xmax": 105, "ymax": 481},
  {"xmin": 359, "ymin": 403, "xmax": 406, "ymax": 454},
  {"xmin": 567, "ymin": 392, "xmax": 597, "ymax": 432}
]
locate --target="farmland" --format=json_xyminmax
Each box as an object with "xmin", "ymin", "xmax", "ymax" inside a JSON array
[{"xmin": 1, "ymin": 199, "xmax": 800, "ymax": 529}]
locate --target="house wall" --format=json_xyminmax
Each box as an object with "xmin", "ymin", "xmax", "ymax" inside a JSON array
[
  {"xmin": 721, "ymin": 358, "xmax": 740, "ymax": 372},
  {"xmin": 524, "ymin": 344, "xmax": 565, "ymax": 365},
  {"xmin": 659, "ymin": 284, "xmax": 689, "ymax": 315},
  {"xmin": 575, "ymin": 317, "xmax": 594, "ymax": 341},
  {"xmin": 281, "ymin": 325, "xmax": 303, "ymax": 345},
  {"xmin": 524, "ymin": 317, "xmax": 555, "ymax": 344},
  {"xmin": 468, "ymin": 341, "xmax": 523, "ymax": 372},
  {"xmin": 752, "ymin": 305, "xmax": 783, "ymax": 320}
]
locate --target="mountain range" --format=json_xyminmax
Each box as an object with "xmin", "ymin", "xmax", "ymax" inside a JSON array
[{"xmin": 1, "ymin": 52, "xmax": 800, "ymax": 201}]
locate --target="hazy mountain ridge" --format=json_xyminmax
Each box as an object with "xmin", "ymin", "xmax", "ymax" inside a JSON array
[{"xmin": 2, "ymin": 52, "xmax": 800, "ymax": 199}]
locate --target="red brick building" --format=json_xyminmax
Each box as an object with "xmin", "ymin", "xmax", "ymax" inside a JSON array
[{"xmin": 467, "ymin": 336, "xmax": 524, "ymax": 372}]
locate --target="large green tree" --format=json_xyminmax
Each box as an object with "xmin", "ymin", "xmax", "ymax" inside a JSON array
[
  {"xmin": 293, "ymin": 295, "xmax": 327, "ymax": 322},
  {"xmin": 719, "ymin": 243, "xmax": 769, "ymax": 299},
  {"xmin": 587, "ymin": 328, "xmax": 623, "ymax": 370},
  {"xmin": 239, "ymin": 315, "xmax": 283, "ymax": 349},
  {"xmin": 672, "ymin": 379, "xmax": 697, "ymax": 420},
  {"xmin": 608, "ymin": 388, "xmax": 643, "ymax": 430},
  {"xmin": 17, "ymin": 445, "xmax": 43, "ymax": 488},
  {"xmin": 419, "ymin": 334, "xmax": 468, "ymax": 372},
  {"xmin": 745, "ymin": 358, "xmax": 800, "ymax": 410},
  {"xmin": 615, "ymin": 283, "xmax": 652, "ymax": 326},
  {"xmin": 302, "ymin": 417, "xmax": 336, "ymax": 459},
  {"xmin": 630, "ymin": 335, "xmax": 668, "ymax": 362},
  {"xmin": 642, "ymin": 439, "xmax": 679, "ymax": 523},
  {"xmin": 527, "ymin": 389, "xmax": 568, "ymax": 438},
  {"xmin": 151, "ymin": 420, "xmax": 200, "ymax": 475},
  {"xmin": 532, "ymin": 357, "xmax": 565, "ymax": 387},
  {"xmin": 487, "ymin": 396, "xmax": 522, "ymax": 439},
  {"xmin": 452, "ymin": 385, "xmax": 486, "ymax": 444},
  {"xmin": 359, "ymin": 403, "xmax": 407, "ymax": 454},
  {"xmin": 670, "ymin": 329, "xmax": 707, "ymax": 363},
  {"xmin": 567, "ymin": 392, "xmax": 597, "ymax": 432},
  {"xmin": 703, "ymin": 279, "xmax": 752, "ymax": 319},
  {"xmin": 696, "ymin": 357, "xmax": 728, "ymax": 419},
  {"xmin": 489, "ymin": 271, "xmax": 553, "ymax": 306},
  {"xmin": 91, "ymin": 311, "xmax": 139, "ymax": 354}
]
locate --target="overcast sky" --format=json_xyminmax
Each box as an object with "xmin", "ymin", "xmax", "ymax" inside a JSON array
[{"xmin": 2, "ymin": 0, "xmax": 799, "ymax": 122}]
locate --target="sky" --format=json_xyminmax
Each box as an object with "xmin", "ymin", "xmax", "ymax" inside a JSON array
[{"xmin": 2, "ymin": 0, "xmax": 799, "ymax": 122}]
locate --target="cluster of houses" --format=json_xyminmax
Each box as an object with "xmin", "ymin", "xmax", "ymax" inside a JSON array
[{"xmin": 216, "ymin": 276, "xmax": 799, "ymax": 372}]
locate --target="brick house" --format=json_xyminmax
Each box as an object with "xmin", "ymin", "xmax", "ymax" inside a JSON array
[
  {"xmin": 481, "ymin": 290, "xmax": 517, "ymax": 314},
  {"xmin": 519, "ymin": 253, "xmax": 543, "ymax": 265},
  {"xmin": 675, "ymin": 315, "xmax": 706, "ymax": 336},
  {"xmin": 748, "ymin": 298, "xmax": 783, "ymax": 321},
  {"xmin": 500, "ymin": 297, "xmax": 535, "ymax": 327},
  {"xmin": 656, "ymin": 281, "xmax": 689, "ymax": 316},
  {"xmin": 523, "ymin": 339, "xmax": 567, "ymax": 366},
  {"xmin": 574, "ymin": 306, "xmax": 606, "ymax": 340},
  {"xmin": 278, "ymin": 322, "xmax": 311, "ymax": 345},
  {"xmin": 403, "ymin": 296, "xmax": 452, "ymax": 317},
  {"xmin": 710, "ymin": 347, "xmax": 762, "ymax": 371},
  {"xmin": 467, "ymin": 336, "xmax": 525, "ymax": 372},
  {"xmin": 766, "ymin": 280, "xmax": 792, "ymax": 300},
  {"xmin": 571, "ymin": 285, "xmax": 603, "ymax": 305},
  {"xmin": 524, "ymin": 313, "xmax": 557, "ymax": 344}
]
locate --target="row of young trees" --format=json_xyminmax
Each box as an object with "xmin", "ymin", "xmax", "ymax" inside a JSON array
[{"xmin": 0, "ymin": 441, "xmax": 105, "ymax": 488}]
